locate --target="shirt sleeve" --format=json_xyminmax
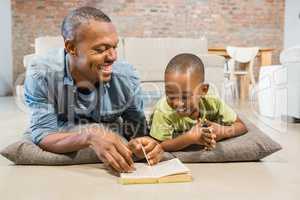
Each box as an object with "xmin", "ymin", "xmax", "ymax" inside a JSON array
[
  {"xmin": 121, "ymin": 70, "xmax": 148, "ymax": 139},
  {"xmin": 215, "ymin": 98, "xmax": 237, "ymax": 125},
  {"xmin": 149, "ymin": 109, "xmax": 174, "ymax": 141},
  {"xmin": 24, "ymin": 69, "xmax": 58, "ymax": 144}
]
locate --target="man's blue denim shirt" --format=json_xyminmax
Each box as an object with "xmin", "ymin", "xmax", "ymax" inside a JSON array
[{"xmin": 24, "ymin": 48, "xmax": 147, "ymax": 144}]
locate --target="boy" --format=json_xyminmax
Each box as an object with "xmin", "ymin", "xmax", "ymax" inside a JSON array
[{"xmin": 150, "ymin": 53, "xmax": 248, "ymax": 152}]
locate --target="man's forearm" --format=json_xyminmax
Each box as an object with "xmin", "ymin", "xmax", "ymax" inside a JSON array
[{"xmin": 39, "ymin": 131, "xmax": 91, "ymax": 154}]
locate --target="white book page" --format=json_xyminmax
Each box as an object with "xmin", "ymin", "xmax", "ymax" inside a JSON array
[{"xmin": 121, "ymin": 158, "xmax": 190, "ymax": 179}]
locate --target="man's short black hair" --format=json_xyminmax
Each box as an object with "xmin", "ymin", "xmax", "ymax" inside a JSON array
[
  {"xmin": 61, "ymin": 6, "xmax": 111, "ymax": 41},
  {"xmin": 165, "ymin": 53, "xmax": 205, "ymax": 82}
]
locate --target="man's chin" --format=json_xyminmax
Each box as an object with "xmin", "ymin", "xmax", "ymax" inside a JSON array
[{"xmin": 99, "ymin": 73, "xmax": 112, "ymax": 83}]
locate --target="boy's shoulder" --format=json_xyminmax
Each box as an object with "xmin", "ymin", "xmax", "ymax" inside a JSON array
[
  {"xmin": 201, "ymin": 86, "xmax": 227, "ymax": 110},
  {"xmin": 153, "ymin": 96, "xmax": 174, "ymax": 115}
]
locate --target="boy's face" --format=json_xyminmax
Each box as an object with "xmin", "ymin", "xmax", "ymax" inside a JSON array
[{"xmin": 165, "ymin": 71, "xmax": 207, "ymax": 118}]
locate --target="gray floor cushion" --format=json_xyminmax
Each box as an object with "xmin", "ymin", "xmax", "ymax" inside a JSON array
[
  {"xmin": 0, "ymin": 116, "xmax": 281, "ymax": 165},
  {"xmin": 171, "ymin": 117, "xmax": 282, "ymax": 162},
  {"xmin": 0, "ymin": 138, "xmax": 174, "ymax": 165}
]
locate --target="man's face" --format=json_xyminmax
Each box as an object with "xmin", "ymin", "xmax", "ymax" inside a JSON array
[
  {"xmin": 165, "ymin": 72, "xmax": 205, "ymax": 118},
  {"xmin": 69, "ymin": 20, "xmax": 118, "ymax": 84}
]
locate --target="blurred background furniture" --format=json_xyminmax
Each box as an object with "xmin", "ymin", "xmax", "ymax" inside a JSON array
[
  {"xmin": 208, "ymin": 47, "xmax": 273, "ymax": 66},
  {"xmin": 256, "ymin": 64, "xmax": 287, "ymax": 118},
  {"xmin": 18, "ymin": 36, "xmax": 227, "ymax": 117},
  {"xmin": 224, "ymin": 46, "xmax": 259, "ymax": 101},
  {"xmin": 280, "ymin": 46, "xmax": 300, "ymax": 122}
]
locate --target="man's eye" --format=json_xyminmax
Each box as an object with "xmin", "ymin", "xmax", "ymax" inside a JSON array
[{"xmin": 95, "ymin": 48, "xmax": 105, "ymax": 53}]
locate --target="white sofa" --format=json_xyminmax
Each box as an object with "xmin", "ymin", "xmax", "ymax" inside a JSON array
[{"xmin": 19, "ymin": 36, "xmax": 226, "ymax": 115}]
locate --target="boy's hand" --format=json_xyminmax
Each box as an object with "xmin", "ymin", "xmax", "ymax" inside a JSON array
[
  {"xmin": 205, "ymin": 120, "xmax": 224, "ymax": 141},
  {"xmin": 128, "ymin": 137, "xmax": 164, "ymax": 165},
  {"xmin": 188, "ymin": 123, "xmax": 216, "ymax": 149}
]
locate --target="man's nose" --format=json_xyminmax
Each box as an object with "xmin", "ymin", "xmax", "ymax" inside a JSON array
[{"xmin": 106, "ymin": 48, "xmax": 117, "ymax": 61}]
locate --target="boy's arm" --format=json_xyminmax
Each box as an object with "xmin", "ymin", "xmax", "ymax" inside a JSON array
[
  {"xmin": 150, "ymin": 109, "xmax": 194, "ymax": 152},
  {"xmin": 159, "ymin": 124, "xmax": 216, "ymax": 152},
  {"xmin": 160, "ymin": 133, "xmax": 193, "ymax": 152},
  {"xmin": 208, "ymin": 116, "xmax": 248, "ymax": 141}
]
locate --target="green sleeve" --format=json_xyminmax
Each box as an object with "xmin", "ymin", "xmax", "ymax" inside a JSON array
[
  {"xmin": 149, "ymin": 110, "xmax": 174, "ymax": 141},
  {"xmin": 215, "ymin": 98, "xmax": 237, "ymax": 125}
]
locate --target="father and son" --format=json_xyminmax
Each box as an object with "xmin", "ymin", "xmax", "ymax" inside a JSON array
[{"xmin": 24, "ymin": 7, "xmax": 248, "ymax": 173}]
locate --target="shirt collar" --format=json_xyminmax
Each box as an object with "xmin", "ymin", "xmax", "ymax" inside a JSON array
[
  {"xmin": 63, "ymin": 52, "xmax": 74, "ymax": 86},
  {"xmin": 63, "ymin": 51, "xmax": 112, "ymax": 89}
]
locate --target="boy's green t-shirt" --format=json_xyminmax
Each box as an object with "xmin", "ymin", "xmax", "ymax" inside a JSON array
[{"xmin": 149, "ymin": 94, "xmax": 237, "ymax": 141}]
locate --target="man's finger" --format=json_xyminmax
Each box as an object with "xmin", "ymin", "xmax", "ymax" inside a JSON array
[
  {"xmin": 103, "ymin": 152, "xmax": 122, "ymax": 173},
  {"xmin": 110, "ymin": 146, "xmax": 134, "ymax": 172},
  {"xmin": 115, "ymin": 140, "xmax": 134, "ymax": 167}
]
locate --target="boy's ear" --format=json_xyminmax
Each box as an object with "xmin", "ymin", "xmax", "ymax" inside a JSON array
[
  {"xmin": 64, "ymin": 40, "xmax": 77, "ymax": 56},
  {"xmin": 200, "ymin": 83, "xmax": 209, "ymax": 94}
]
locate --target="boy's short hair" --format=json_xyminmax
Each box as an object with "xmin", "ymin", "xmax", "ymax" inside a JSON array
[{"xmin": 165, "ymin": 53, "xmax": 205, "ymax": 82}]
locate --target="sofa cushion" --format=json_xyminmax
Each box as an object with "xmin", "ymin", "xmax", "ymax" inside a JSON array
[{"xmin": 124, "ymin": 37, "xmax": 208, "ymax": 82}]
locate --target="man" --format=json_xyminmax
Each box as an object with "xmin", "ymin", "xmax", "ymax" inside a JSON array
[{"xmin": 24, "ymin": 7, "xmax": 163, "ymax": 173}]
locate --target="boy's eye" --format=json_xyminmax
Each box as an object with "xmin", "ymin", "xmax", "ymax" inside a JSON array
[
  {"xmin": 167, "ymin": 96, "xmax": 175, "ymax": 101},
  {"xmin": 182, "ymin": 96, "xmax": 188, "ymax": 101}
]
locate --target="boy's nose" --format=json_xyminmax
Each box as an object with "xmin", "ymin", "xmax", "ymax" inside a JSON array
[{"xmin": 173, "ymin": 98, "xmax": 185, "ymax": 108}]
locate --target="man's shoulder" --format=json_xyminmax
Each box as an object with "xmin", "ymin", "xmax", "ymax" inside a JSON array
[
  {"xmin": 111, "ymin": 60, "xmax": 140, "ymax": 87},
  {"xmin": 26, "ymin": 48, "xmax": 65, "ymax": 76},
  {"xmin": 113, "ymin": 60, "xmax": 143, "ymax": 78}
]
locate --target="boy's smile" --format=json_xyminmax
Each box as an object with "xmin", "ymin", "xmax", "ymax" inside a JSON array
[{"xmin": 165, "ymin": 71, "xmax": 207, "ymax": 118}]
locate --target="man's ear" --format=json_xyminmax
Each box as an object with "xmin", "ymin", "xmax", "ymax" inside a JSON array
[
  {"xmin": 200, "ymin": 83, "xmax": 209, "ymax": 94},
  {"xmin": 64, "ymin": 40, "xmax": 77, "ymax": 56}
]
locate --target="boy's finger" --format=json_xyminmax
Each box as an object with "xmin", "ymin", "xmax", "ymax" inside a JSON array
[
  {"xmin": 211, "ymin": 133, "xmax": 216, "ymax": 139},
  {"xmin": 144, "ymin": 141, "xmax": 156, "ymax": 153},
  {"xmin": 204, "ymin": 137, "xmax": 216, "ymax": 146},
  {"xmin": 202, "ymin": 132, "xmax": 212, "ymax": 139},
  {"xmin": 202, "ymin": 128, "xmax": 211, "ymax": 133},
  {"xmin": 210, "ymin": 139, "xmax": 216, "ymax": 147},
  {"xmin": 128, "ymin": 140, "xmax": 142, "ymax": 152}
]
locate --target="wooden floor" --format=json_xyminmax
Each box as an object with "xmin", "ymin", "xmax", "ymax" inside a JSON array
[{"xmin": 0, "ymin": 96, "xmax": 299, "ymax": 200}]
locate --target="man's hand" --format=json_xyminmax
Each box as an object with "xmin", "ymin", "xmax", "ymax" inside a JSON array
[
  {"xmin": 188, "ymin": 123, "xmax": 216, "ymax": 150},
  {"xmin": 128, "ymin": 137, "xmax": 164, "ymax": 165},
  {"xmin": 86, "ymin": 126, "xmax": 135, "ymax": 173}
]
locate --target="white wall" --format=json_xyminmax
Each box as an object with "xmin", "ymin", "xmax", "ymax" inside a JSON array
[
  {"xmin": 0, "ymin": 0, "xmax": 12, "ymax": 96},
  {"xmin": 284, "ymin": 0, "xmax": 300, "ymax": 48}
]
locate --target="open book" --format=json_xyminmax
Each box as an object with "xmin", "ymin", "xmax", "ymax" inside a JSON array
[{"xmin": 119, "ymin": 158, "xmax": 192, "ymax": 185}]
